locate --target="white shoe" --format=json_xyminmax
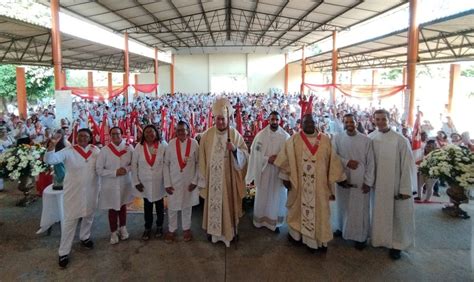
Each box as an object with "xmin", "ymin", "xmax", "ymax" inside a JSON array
[
  {"xmin": 119, "ymin": 226, "xmax": 129, "ymax": 241},
  {"xmin": 110, "ymin": 231, "xmax": 119, "ymax": 245}
]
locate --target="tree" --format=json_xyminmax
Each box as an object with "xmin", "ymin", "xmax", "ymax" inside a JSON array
[
  {"xmin": 0, "ymin": 65, "xmax": 54, "ymax": 112},
  {"xmin": 461, "ymin": 65, "xmax": 474, "ymax": 77},
  {"xmin": 381, "ymin": 68, "xmax": 402, "ymax": 81}
]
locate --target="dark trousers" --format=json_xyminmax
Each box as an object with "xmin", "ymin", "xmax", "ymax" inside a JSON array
[{"xmin": 144, "ymin": 198, "xmax": 164, "ymax": 230}]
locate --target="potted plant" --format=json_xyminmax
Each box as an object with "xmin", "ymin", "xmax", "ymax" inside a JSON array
[
  {"xmin": 0, "ymin": 144, "xmax": 49, "ymax": 206},
  {"xmin": 419, "ymin": 144, "xmax": 474, "ymax": 219}
]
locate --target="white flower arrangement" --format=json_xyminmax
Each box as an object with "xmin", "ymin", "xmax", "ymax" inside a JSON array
[
  {"xmin": 245, "ymin": 184, "xmax": 256, "ymax": 199},
  {"xmin": 419, "ymin": 145, "xmax": 474, "ymax": 189},
  {"xmin": 0, "ymin": 144, "xmax": 49, "ymax": 181}
]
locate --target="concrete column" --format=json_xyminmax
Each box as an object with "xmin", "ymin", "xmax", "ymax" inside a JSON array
[
  {"xmin": 51, "ymin": 0, "xmax": 63, "ymax": 90},
  {"xmin": 331, "ymin": 31, "xmax": 338, "ymax": 104},
  {"xmin": 170, "ymin": 54, "xmax": 175, "ymax": 95},
  {"xmin": 87, "ymin": 71, "xmax": 93, "ymax": 97},
  {"xmin": 16, "ymin": 67, "xmax": 27, "ymax": 120},
  {"xmin": 154, "ymin": 47, "xmax": 159, "ymax": 97},
  {"xmin": 300, "ymin": 47, "xmax": 305, "ymax": 94},
  {"xmin": 108, "ymin": 72, "xmax": 113, "ymax": 95},
  {"xmin": 447, "ymin": 64, "xmax": 460, "ymax": 114},
  {"xmin": 284, "ymin": 53, "xmax": 289, "ymax": 94},
  {"xmin": 124, "ymin": 32, "xmax": 130, "ymax": 104},
  {"xmin": 407, "ymin": 0, "xmax": 419, "ymax": 126}
]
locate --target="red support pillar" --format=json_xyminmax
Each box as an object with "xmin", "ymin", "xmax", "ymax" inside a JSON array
[
  {"xmin": 134, "ymin": 74, "xmax": 138, "ymax": 97},
  {"xmin": 16, "ymin": 67, "xmax": 27, "ymax": 120},
  {"xmin": 331, "ymin": 31, "xmax": 338, "ymax": 104},
  {"xmin": 124, "ymin": 32, "xmax": 130, "ymax": 104},
  {"xmin": 51, "ymin": 0, "xmax": 63, "ymax": 90},
  {"xmin": 61, "ymin": 69, "xmax": 67, "ymax": 87},
  {"xmin": 284, "ymin": 53, "xmax": 289, "ymax": 94},
  {"xmin": 300, "ymin": 47, "xmax": 305, "ymax": 94},
  {"xmin": 407, "ymin": 0, "xmax": 419, "ymax": 126},
  {"xmin": 371, "ymin": 69, "xmax": 378, "ymax": 101},
  {"xmin": 448, "ymin": 64, "xmax": 460, "ymax": 114},
  {"xmin": 87, "ymin": 71, "xmax": 93, "ymax": 97},
  {"xmin": 154, "ymin": 47, "xmax": 159, "ymax": 97},
  {"xmin": 170, "ymin": 54, "xmax": 175, "ymax": 95},
  {"xmin": 107, "ymin": 72, "xmax": 113, "ymax": 95}
]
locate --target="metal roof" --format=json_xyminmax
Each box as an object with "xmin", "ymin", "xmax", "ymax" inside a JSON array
[
  {"xmin": 53, "ymin": 0, "xmax": 407, "ymax": 53},
  {"xmin": 0, "ymin": 15, "xmax": 159, "ymax": 72},
  {"xmin": 306, "ymin": 9, "xmax": 474, "ymax": 71}
]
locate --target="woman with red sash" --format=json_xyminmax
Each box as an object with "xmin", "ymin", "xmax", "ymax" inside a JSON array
[
  {"xmin": 131, "ymin": 124, "xmax": 168, "ymax": 241},
  {"xmin": 44, "ymin": 128, "xmax": 100, "ymax": 268},
  {"xmin": 96, "ymin": 127, "xmax": 134, "ymax": 244}
]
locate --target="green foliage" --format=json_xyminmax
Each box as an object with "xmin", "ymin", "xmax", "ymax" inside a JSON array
[
  {"xmin": 461, "ymin": 67, "xmax": 474, "ymax": 77},
  {"xmin": 381, "ymin": 68, "xmax": 402, "ymax": 81},
  {"xmin": 0, "ymin": 64, "xmax": 54, "ymax": 103}
]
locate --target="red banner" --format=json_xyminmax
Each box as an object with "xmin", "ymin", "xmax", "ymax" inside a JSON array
[
  {"xmin": 62, "ymin": 83, "xmax": 159, "ymax": 101},
  {"xmin": 303, "ymin": 83, "xmax": 406, "ymax": 99}
]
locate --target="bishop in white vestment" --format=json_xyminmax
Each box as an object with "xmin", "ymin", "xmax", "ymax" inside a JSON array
[{"xmin": 199, "ymin": 98, "xmax": 248, "ymax": 247}]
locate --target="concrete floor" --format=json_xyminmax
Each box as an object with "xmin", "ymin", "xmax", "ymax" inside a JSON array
[{"xmin": 0, "ymin": 186, "xmax": 472, "ymax": 281}]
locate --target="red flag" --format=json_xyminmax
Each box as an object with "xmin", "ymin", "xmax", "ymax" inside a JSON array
[
  {"xmin": 207, "ymin": 110, "xmax": 213, "ymax": 130},
  {"xmin": 168, "ymin": 115, "xmax": 175, "ymax": 142},
  {"xmin": 100, "ymin": 113, "xmax": 110, "ymax": 145},
  {"xmin": 68, "ymin": 123, "xmax": 78, "ymax": 145},
  {"xmin": 305, "ymin": 95, "xmax": 314, "ymax": 115},
  {"xmin": 412, "ymin": 111, "xmax": 423, "ymax": 163},
  {"xmin": 298, "ymin": 95, "xmax": 308, "ymax": 123},
  {"xmin": 190, "ymin": 112, "xmax": 196, "ymax": 138},
  {"xmin": 256, "ymin": 111, "xmax": 264, "ymax": 133},
  {"xmin": 160, "ymin": 107, "xmax": 168, "ymax": 141},
  {"xmin": 235, "ymin": 103, "xmax": 243, "ymax": 135},
  {"xmin": 88, "ymin": 113, "xmax": 101, "ymax": 144}
]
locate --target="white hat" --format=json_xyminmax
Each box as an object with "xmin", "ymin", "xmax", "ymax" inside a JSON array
[{"xmin": 211, "ymin": 97, "xmax": 234, "ymax": 117}]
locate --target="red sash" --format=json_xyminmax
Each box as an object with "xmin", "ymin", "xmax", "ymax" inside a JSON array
[
  {"xmin": 74, "ymin": 145, "xmax": 92, "ymax": 161},
  {"xmin": 300, "ymin": 132, "xmax": 322, "ymax": 155},
  {"xmin": 144, "ymin": 142, "xmax": 159, "ymax": 167},
  {"xmin": 108, "ymin": 143, "xmax": 127, "ymax": 158},
  {"xmin": 176, "ymin": 138, "xmax": 191, "ymax": 172}
]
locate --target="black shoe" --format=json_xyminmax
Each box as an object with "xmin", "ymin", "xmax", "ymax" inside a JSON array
[
  {"xmin": 81, "ymin": 239, "xmax": 94, "ymax": 249},
  {"xmin": 414, "ymin": 197, "xmax": 421, "ymax": 201},
  {"xmin": 58, "ymin": 255, "xmax": 69, "ymax": 268},
  {"xmin": 287, "ymin": 234, "xmax": 301, "ymax": 245},
  {"xmin": 433, "ymin": 192, "xmax": 441, "ymax": 197},
  {"xmin": 306, "ymin": 246, "xmax": 317, "ymax": 254},
  {"xmin": 389, "ymin": 248, "xmax": 401, "ymax": 260},
  {"xmin": 142, "ymin": 229, "xmax": 151, "ymax": 241},
  {"xmin": 333, "ymin": 230, "xmax": 342, "ymax": 237},
  {"xmin": 207, "ymin": 234, "xmax": 212, "ymax": 242},
  {"xmin": 155, "ymin": 227, "xmax": 163, "ymax": 238},
  {"xmin": 319, "ymin": 246, "xmax": 328, "ymax": 253},
  {"xmin": 274, "ymin": 227, "xmax": 280, "ymax": 234},
  {"xmin": 354, "ymin": 241, "xmax": 367, "ymax": 250}
]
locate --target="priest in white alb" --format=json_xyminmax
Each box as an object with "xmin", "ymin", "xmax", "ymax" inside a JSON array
[
  {"xmin": 332, "ymin": 114, "xmax": 374, "ymax": 250},
  {"xmin": 198, "ymin": 97, "xmax": 248, "ymax": 247},
  {"xmin": 274, "ymin": 107, "xmax": 346, "ymax": 253},
  {"xmin": 164, "ymin": 121, "xmax": 200, "ymax": 243},
  {"xmin": 246, "ymin": 111, "xmax": 289, "ymax": 232},
  {"xmin": 369, "ymin": 109, "xmax": 416, "ymax": 260}
]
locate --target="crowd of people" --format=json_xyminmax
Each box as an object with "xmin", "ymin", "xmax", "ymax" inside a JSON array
[{"xmin": 0, "ymin": 92, "xmax": 473, "ymax": 269}]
